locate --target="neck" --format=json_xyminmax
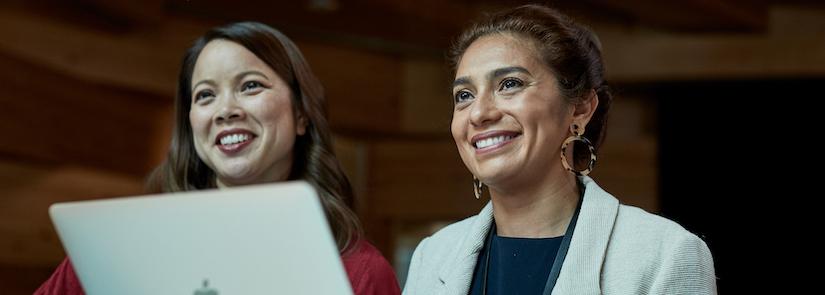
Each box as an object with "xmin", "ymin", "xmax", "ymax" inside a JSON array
[{"xmin": 489, "ymin": 170, "xmax": 580, "ymax": 238}]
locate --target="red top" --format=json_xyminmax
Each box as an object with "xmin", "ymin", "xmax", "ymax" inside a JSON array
[{"xmin": 34, "ymin": 240, "xmax": 400, "ymax": 295}]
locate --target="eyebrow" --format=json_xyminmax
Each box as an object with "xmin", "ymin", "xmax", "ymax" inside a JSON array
[
  {"xmin": 191, "ymin": 70, "xmax": 270, "ymax": 91},
  {"xmin": 452, "ymin": 66, "xmax": 532, "ymax": 89},
  {"xmin": 237, "ymin": 70, "xmax": 269, "ymax": 81},
  {"xmin": 490, "ymin": 66, "xmax": 531, "ymax": 80},
  {"xmin": 191, "ymin": 79, "xmax": 215, "ymax": 92},
  {"xmin": 452, "ymin": 77, "xmax": 471, "ymax": 89}
]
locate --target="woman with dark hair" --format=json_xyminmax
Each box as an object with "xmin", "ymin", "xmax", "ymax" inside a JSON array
[
  {"xmin": 403, "ymin": 5, "xmax": 715, "ymax": 295},
  {"xmin": 36, "ymin": 22, "xmax": 400, "ymax": 295}
]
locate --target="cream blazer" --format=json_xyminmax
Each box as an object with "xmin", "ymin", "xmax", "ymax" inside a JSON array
[{"xmin": 403, "ymin": 177, "xmax": 717, "ymax": 294}]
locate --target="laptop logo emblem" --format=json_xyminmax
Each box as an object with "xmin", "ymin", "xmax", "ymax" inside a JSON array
[{"xmin": 194, "ymin": 279, "xmax": 218, "ymax": 295}]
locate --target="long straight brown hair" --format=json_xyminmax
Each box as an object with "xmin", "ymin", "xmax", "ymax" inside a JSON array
[{"xmin": 147, "ymin": 22, "xmax": 361, "ymax": 253}]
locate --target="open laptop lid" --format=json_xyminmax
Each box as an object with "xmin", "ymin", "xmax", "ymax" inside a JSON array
[{"xmin": 49, "ymin": 181, "xmax": 353, "ymax": 295}]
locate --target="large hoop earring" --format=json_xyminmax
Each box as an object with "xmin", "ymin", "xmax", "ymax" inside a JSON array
[
  {"xmin": 473, "ymin": 176, "xmax": 485, "ymax": 199},
  {"xmin": 560, "ymin": 123, "xmax": 597, "ymax": 176}
]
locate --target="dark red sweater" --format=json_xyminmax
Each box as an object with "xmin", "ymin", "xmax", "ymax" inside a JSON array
[{"xmin": 34, "ymin": 240, "xmax": 400, "ymax": 295}]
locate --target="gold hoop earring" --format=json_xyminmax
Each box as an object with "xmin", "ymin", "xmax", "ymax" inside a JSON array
[
  {"xmin": 560, "ymin": 123, "xmax": 597, "ymax": 176},
  {"xmin": 473, "ymin": 176, "xmax": 485, "ymax": 199}
]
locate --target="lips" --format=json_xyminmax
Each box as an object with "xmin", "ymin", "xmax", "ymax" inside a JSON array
[
  {"xmin": 471, "ymin": 130, "xmax": 521, "ymax": 153},
  {"xmin": 215, "ymin": 129, "xmax": 257, "ymax": 154}
]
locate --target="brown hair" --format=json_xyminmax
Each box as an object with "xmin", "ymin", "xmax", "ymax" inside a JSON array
[
  {"xmin": 449, "ymin": 4, "xmax": 612, "ymax": 168},
  {"xmin": 147, "ymin": 22, "xmax": 361, "ymax": 252}
]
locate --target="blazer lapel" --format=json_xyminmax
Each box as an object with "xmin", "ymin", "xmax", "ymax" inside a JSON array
[
  {"xmin": 437, "ymin": 202, "xmax": 494, "ymax": 295},
  {"xmin": 434, "ymin": 177, "xmax": 620, "ymax": 295},
  {"xmin": 553, "ymin": 176, "xmax": 620, "ymax": 294}
]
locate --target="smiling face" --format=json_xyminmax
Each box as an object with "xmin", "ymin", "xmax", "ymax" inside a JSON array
[
  {"xmin": 451, "ymin": 33, "xmax": 574, "ymax": 189},
  {"xmin": 189, "ymin": 39, "xmax": 306, "ymax": 187}
]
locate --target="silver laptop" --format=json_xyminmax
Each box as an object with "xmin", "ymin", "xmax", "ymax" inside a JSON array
[{"xmin": 49, "ymin": 181, "xmax": 353, "ymax": 295}]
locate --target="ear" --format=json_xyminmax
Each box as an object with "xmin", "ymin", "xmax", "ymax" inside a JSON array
[
  {"xmin": 572, "ymin": 89, "xmax": 599, "ymax": 131},
  {"xmin": 295, "ymin": 111, "xmax": 308, "ymax": 136}
]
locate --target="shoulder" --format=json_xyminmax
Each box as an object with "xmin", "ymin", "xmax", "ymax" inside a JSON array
[
  {"xmin": 603, "ymin": 205, "xmax": 716, "ymax": 293},
  {"xmin": 615, "ymin": 204, "xmax": 695, "ymax": 239},
  {"xmin": 612, "ymin": 204, "xmax": 711, "ymax": 255},
  {"xmin": 341, "ymin": 240, "xmax": 401, "ymax": 295},
  {"xmin": 403, "ymin": 213, "xmax": 485, "ymax": 294},
  {"xmin": 34, "ymin": 257, "xmax": 85, "ymax": 295},
  {"xmin": 410, "ymin": 213, "xmax": 481, "ymax": 263},
  {"xmin": 425, "ymin": 215, "xmax": 479, "ymax": 248},
  {"xmin": 582, "ymin": 177, "xmax": 709, "ymax": 260}
]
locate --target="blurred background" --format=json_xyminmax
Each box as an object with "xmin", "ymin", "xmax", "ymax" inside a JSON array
[{"xmin": 1, "ymin": 0, "xmax": 821, "ymax": 293}]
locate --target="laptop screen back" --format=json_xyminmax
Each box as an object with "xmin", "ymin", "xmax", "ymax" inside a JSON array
[{"xmin": 49, "ymin": 181, "xmax": 353, "ymax": 295}]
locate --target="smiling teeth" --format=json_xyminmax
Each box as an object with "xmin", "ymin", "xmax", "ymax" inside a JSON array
[
  {"xmin": 475, "ymin": 135, "xmax": 514, "ymax": 149},
  {"xmin": 220, "ymin": 134, "xmax": 250, "ymax": 145}
]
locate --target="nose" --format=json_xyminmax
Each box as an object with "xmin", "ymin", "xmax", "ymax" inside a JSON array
[
  {"xmin": 214, "ymin": 95, "xmax": 246, "ymax": 124},
  {"xmin": 469, "ymin": 93, "xmax": 502, "ymax": 127}
]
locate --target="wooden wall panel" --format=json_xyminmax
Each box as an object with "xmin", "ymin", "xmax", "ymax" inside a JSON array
[
  {"xmin": 590, "ymin": 138, "xmax": 659, "ymax": 212},
  {"xmin": 0, "ymin": 51, "xmax": 172, "ymax": 176},
  {"xmin": 364, "ymin": 139, "xmax": 484, "ymax": 222},
  {"xmin": 298, "ymin": 42, "xmax": 404, "ymax": 133},
  {"xmin": 589, "ymin": 95, "xmax": 659, "ymax": 212},
  {"xmin": 0, "ymin": 161, "xmax": 144, "ymax": 293},
  {"xmin": 0, "ymin": 160, "xmax": 145, "ymax": 267},
  {"xmin": 331, "ymin": 136, "xmax": 369, "ymax": 214},
  {"xmin": 596, "ymin": 0, "xmax": 767, "ymax": 31},
  {"xmin": 400, "ymin": 58, "xmax": 453, "ymax": 134},
  {"xmin": 0, "ymin": 8, "xmax": 184, "ymax": 96},
  {"xmin": 360, "ymin": 139, "xmax": 480, "ymax": 256},
  {"xmin": 0, "ymin": 6, "xmax": 412, "ymax": 135},
  {"xmin": 598, "ymin": 7, "xmax": 825, "ymax": 82}
]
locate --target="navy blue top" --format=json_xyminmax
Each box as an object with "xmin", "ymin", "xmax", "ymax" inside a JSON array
[{"xmin": 468, "ymin": 233, "xmax": 564, "ymax": 295}]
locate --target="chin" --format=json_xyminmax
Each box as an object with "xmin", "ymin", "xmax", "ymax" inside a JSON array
[
  {"xmin": 216, "ymin": 176, "xmax": 260, "ymax": 187},
  {"xmin": 476, "ymin": 157, "xmax": 517, "ymax": 173},
  {"xmin": 216, "ymin": 168, "xmax": 257, "ymax": 184},
  {"xmin": 478, "ymin": 163, "xmax": 525, "ymax": 185}
]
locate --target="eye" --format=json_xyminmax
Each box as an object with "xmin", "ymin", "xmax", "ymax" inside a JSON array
[
  {"xmin": 193, "ymin": 90, "xmax": 214, "ymax": 102},
  {"xmin": 453, "ymin": 90, "xmax": 475, "ymax": 103},
  {"xmin": 242, "ymin": 81, "xmax": 263, "ymax": 92},
  {"xmin": 499, "ymin": 78, "xmax": 524, "ymax": 91}
]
